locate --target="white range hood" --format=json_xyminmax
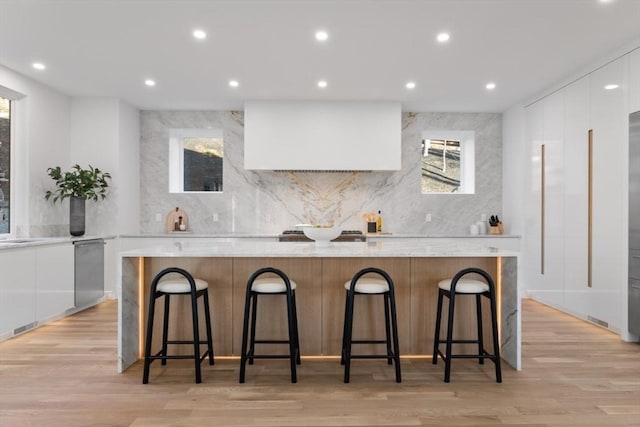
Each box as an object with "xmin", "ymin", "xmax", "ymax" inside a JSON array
[{"xmin": 244, "ymin": 100, "xmax": 401, "ymax": 171}]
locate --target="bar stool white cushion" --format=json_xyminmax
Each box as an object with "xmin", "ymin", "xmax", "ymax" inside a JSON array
[
  {"xmin": 157, "ymin": 278, "xmax": 209, "ymax": 294},
  {"xmin": 438, "ymin": 278, "xmax": 489, "ymax": 294},
  {"xmin": 344, "ymin": 278, "xmax": 389, "ymax": 294},
  {"xmin": 251, "ymin": 277, "xmax": 297, "ymax": 293}
]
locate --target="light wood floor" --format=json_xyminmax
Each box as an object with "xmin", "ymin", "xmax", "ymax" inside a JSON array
[{"xmin": 0, "ymin": 299, "xmax": 638, "ymax": 426}]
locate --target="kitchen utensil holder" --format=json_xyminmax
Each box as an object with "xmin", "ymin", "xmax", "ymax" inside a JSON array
[{"xmin": 489, "ymin": 222, "xmax": 503, "ymax": 235}]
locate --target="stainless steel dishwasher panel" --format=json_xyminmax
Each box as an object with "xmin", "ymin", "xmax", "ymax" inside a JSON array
[{"xmin": 74, "ymin": 239, "xmax": 104, "ymax": 308}]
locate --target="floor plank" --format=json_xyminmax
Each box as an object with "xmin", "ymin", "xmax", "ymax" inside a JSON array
[{"xmin": 0, "ymin": 299, "xmax": 638, "ymax": 426}]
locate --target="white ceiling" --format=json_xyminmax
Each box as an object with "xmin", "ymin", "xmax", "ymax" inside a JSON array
[{"xmin": 1, "ymin": 0, "xmax": 639, "ymax": 112}]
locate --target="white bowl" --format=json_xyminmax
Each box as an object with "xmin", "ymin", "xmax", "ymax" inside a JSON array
[{"xmin": 303, "ymin": 226, "xmax": 341, "ymax": 246}]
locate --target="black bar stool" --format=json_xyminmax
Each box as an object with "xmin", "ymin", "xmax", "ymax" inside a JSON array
[
  {"xmin": 239, "ymin": 267, "xmax": 300, "ymax": 383},
  {"xmin": 142, "ymin": 267, "xmax": 214, "ymax": 384},
  {"xmin": 341, "ymin": 267, "xmax": 401, "ymax": 383},
  {"xmin": 432, "ymin": 267, "xmax": 502, "ymax": 383}
]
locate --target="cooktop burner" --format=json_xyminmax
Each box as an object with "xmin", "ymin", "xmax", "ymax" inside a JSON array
[
  {"xmin": 281, "ymin": 230, "xmax": 363, "ymax": 235},
  {"xmin": 279, "ymin": 229, "xmax": 366, "ymax": 242}
]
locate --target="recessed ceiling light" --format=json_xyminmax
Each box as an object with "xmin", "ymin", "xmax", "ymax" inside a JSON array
[
  {"xmin": 315, "ymin": 30, "xmax": 329, "ymax": 41},
  {"xmin": 604, "ymin": 84, "xmax": 619, "ymax": 90},
  {"xmin": 317, "ymin": 80, "xmax": 328, "ymax": 88},
  {"xmin": 229, "ymin": 80, "xmax": 239, "ymax": 88},
  {"xmin": 486, "ymin": 82, "xmax": 496, "ymax": 90},
  {"xmin": 32, "ymin": 62, "xmax": 46, "ymax": 70},
  {"xmin": 436, "ymin": 32, "xmax": 450, "ymax": 43},
  {"xmin": 193, "ymin": 29, "xmax": 207, "ymax": 40},
  {"xmin": 144, "ymin": 79, "xmax": 156, "ymax": 87},
  {"xmin": 406, "ymin": 81, "xmax": 416, "ymax": 89},
  {"xmin": 599, "ymin": 0, "xmax": 614, "ymax": 3}
]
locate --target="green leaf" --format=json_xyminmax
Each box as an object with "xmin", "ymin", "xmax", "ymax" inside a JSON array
[{"xmin": 44, "ymin": 164, "xmax": 112, "ymax": 203}]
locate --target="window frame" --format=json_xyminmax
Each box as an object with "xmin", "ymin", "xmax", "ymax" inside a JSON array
[
  {"xmin": 168, "ymin": 128, "xmax": 224, "ymax": 194},
  {"xmin": 421, "ymin": 130, "xmax": 475, "ymax": 195},
  {"xmin": 0, "ymin": 86, "xmax": 22, "ymax": 238}
]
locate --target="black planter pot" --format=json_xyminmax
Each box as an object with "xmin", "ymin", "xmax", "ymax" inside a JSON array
[{"xmin": 70, "ymin": 196, "xmax": 86, "ymax": 236}]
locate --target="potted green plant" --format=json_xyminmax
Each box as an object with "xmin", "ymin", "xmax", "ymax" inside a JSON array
[{"xmin": 45, "ymin": 164, "xmax": 112, "ymax": 236}]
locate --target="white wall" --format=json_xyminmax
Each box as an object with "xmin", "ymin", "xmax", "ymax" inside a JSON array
[
  {"xmin": 70, "ymin": 98, "xmax": 120, "ymax": 235},
  {"xmin": 70, "ymin": 97, "xmax": 140, "ymax": 236},
  {"xmin": 502, "ymin": 104, "xmax": 526, "ymax": 237},
  {"xmin": 0, "ymin": 64, "xmax": 72, "ymax": 237},
  {"xmin": 117, "ymin": 100, "xmax": 140, "ymax": 235}
]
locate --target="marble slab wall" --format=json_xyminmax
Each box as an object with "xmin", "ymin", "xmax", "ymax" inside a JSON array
[{"xmin": 140, "ymin": 111, "xmax": 502, "ymax": 234}]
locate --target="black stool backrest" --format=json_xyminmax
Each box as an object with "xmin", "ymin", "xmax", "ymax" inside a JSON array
[
  {"xmin": 449, "ymin": 267, "xmax": 496, "ymax": 295},
  {"xmin": 151, "ymin": 267, "xmax": 199, "ymax": 295},
  {"xmin": 347, "ymin": 267, "xmax": 395, "ymax": 294},
  {"xmin": 246, "ymin": 267, "xmax": 294, "ymax": 294}
]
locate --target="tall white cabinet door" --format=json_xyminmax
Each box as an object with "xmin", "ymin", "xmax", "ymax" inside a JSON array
[
  {"xmin": 590, "ymin": 57, "xmax": 626, "ymax": 329},
  {"xmin": 630, "ymin": 48, "xmax": 640, "ymax": 114},
  {"xmin": 541, "ymin": 90, "xmax": 565, "ymax": 307},
  {"xmin": 563, "ymin": 77, "xmax": 590, "ymax": 315},
  {"xmin": 0, "ymin": 248, "xmax": 36, "ymax": 335},
  {"xmin": 35, "ymin": 244, "xmax": 74, "ymax": 321},
  {"xmin": 524, "ymin": 101, "xmax": 544, "ymax": 297}
]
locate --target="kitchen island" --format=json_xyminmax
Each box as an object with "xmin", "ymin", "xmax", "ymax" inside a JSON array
[{"xmin": 118, "ymin": 240, "xmax": 519, "ymax": 372}]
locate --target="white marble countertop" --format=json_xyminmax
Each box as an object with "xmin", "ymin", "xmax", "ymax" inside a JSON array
[
  {"xmin": 120, "ymin": 233, "xmax": 521, "ymax": 239},
  {"xmin": 0, "ymin": 235, "xmax": 114, "ymax": 250},
  {"xmin": 119, "ymin": 233, "xmax": 276, "ymax": 238},
  {"xmin": 119, "ymin": 240, "xmax": 518, "ymax": 258}
]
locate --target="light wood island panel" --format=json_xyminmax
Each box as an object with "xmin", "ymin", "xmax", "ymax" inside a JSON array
[{"xmin": 141, "ymin": 256, "xmax": 500, "ymax": 358}]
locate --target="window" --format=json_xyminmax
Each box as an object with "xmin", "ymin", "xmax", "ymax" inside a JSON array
[
  {"xmin": 421, "ymin": 130, "xmax": 475, "ymax": 194},
  {"xmin": 0, "ymin": 96, "xmax": 10, "ymax": 234},
  {"xmin": 169, "ymin": 128, "xmax": 223, "ymax": 193}
]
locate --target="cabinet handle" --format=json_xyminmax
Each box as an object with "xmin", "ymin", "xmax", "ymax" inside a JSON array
[
  {"xmin": 588, "ymin": 129, "xmax": 593, "ymax": 288},
  {"xmin": 541, "ymin": 144, "xmax": 545, "ymax": 275},
  {"xmin": 633, "ymin": 256, "xmax": 640, "ymax": 259},
  {"xmin": 631, "ymin": 284, "xmax": 640, "ymax": 290}
]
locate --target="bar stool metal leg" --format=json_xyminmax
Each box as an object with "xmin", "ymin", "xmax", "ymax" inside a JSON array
[
  {"xmin": 476, "ymin": 294, "xmax": 484, "ymax": 365},
  {"xmin": 161, "ymin": 294, "xmax": 170, "ymax": 365},
  {"xmin": 239, "ymin": 267, "xmax": 299, "ymax": 384},
  {"xmin": 291, "ymin": 291, "xmax": 301, "ymax": 365},
  {"xmin": 342, "ymin": 267, "xmax": 401, "ymax": 384},
  {"xmin": 432, "ymin": 288, "xmax": 444, "ymax": 365},
  {"xmin": 384, "ymin": 294, "xmax": 392, "ymax": 365},
  {"xmin": 142, "ymin": 267, "xmax": 214, "ymax": 384},
  {"xmin": 203, "ymin": 290, "xmax": 214, "ymax": 365},
  {"xmin": 248, "ymin": 293, "xmax": 258, "ymax": 365},
  {"xmin": 190, "ymin": 284, "xmax": 202, "ymax": 384},
  {"xmin": 431, "ymin": 267, "xmax": 502, "ymax": 383}
]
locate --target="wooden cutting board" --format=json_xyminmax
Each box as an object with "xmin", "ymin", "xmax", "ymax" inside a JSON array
[{"xmin": 165, "ymin": 207, "xmax": 189, "ymax": 232}]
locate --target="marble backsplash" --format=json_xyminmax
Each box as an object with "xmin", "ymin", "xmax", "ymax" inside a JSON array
[{"xmin": 140, "ymin": 111, "xmax": 502, "ymax": 235}]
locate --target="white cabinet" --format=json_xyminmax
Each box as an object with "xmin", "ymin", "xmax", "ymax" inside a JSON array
[
  {"xmin": 542, "ymin": 90, "xmax": 566, "ymax": 308},
  {"xmin": 0, "ymin": 248, "xmax": 36, "ymax": 336},
  {"xmin": 589, "ymin": 57, "xmax": 626, "ymax": 328},
  {"xmin": 524, "ymin": 57, "xmax": 627, "ymax": 331},
  {"xmin": 525, "ymin": 90, "xmax": 567, "ymax": 308},
  {"xmin": 0, "ymin": 242, "xmax": 75, "ymax": 340},
  {"xmin": 523, "ymin": 100, "xmax": 544, "ymax": 300},
  {"xmin": 630, "ymin": 48, "xmax": 640, "ymax": 114},
  {"xmin": 563, "ymin": 77, "xmax": 590, "ymax": 315},
  {"xmin": 35, "ymin": 244, "xmax": 74, "ymax": 321}
]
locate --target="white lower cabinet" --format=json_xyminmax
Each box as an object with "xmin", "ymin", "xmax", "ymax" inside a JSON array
[
  {"xmin": 35, "ymin": 244, "xmax": 74, "ymax": 321},
  {"xmin": 0, "ymin": 242, "xmax": 75, "ymax": 340},
  {"xmin": 0, "ymin": 248, "xmax": 36, "ymax": 336}
]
